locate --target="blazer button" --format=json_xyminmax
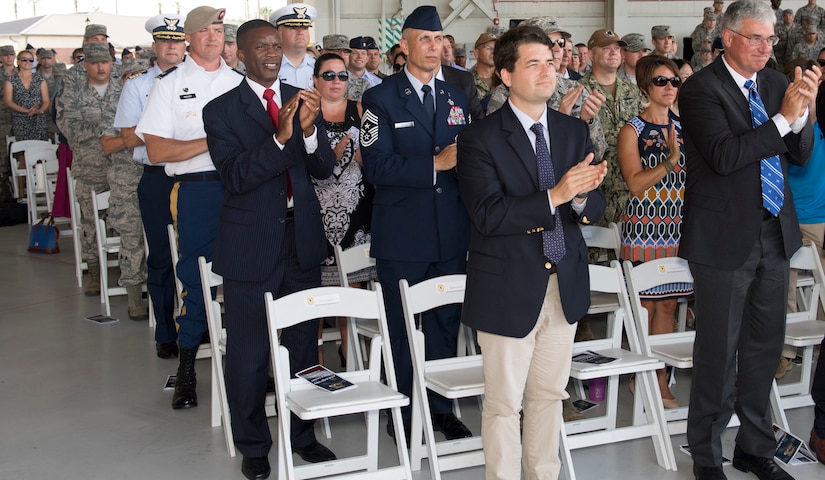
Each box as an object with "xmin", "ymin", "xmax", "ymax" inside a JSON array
[
  {"xmin": 545, "ymin": 262, "xmax": 553, "ymax": 270},
  {"xmin": 434, "ymin": 146, "xmax": 441, "ymax": 153},
  {"xmin": 279, "ymin": 218, "xmax": 285, "ymax": 224},
  {"xmin": 436, "ymin": 187, "xmax": 443, "ymax": 194}
]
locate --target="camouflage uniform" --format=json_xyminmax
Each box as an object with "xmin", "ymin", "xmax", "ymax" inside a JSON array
[
  {"xmin": 579, "ymin": 72, "xmax": 644, "ymax": 226},
  {"xmin": 487, "ymin": 78, "xmax": 608, "ymax": 162},
  {"xmin": 795, "ymin": 5, "xmax": 825, "ymax": 28},
  {"xmin": 776, "ymin": 21, "xmax": 796, "ymax": 66},
  {"xmin": 690, "ymin": 26, "xmax": 714, "ymax": 56},
  {"xmin": 56, "ymin": 70, "xmax": 122, "ymax": 271},
  {"xmin": 469, "ymin": 64, "xmax": 498, "ymax": 100},
  {"xmin": 791, "ymin": 38, "xmax": 825, "ymax": 60},
  {"xmin": 58, "ymin": 61, "xmax": 122, "ymax": 98},
  {"xmin": 345, "ymin": 76, "xmax": 371, "ymax": 101}
]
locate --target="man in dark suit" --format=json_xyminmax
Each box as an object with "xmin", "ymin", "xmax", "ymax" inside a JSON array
[
  {"xmin": 456, "ymin": 25, "xmax": 606, "ymax": 480},
  {"xmin": 360, "ymin": 5, "xmax": 473, "ymax": 441},
  {"xmin": 678, "ymin": 1, "xmax": 821, "ymax": 479},
  {"xmin": 203, "ymin": 19, "xmax": 336, "ymax": 480}
]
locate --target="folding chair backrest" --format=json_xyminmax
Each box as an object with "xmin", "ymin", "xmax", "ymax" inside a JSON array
[
  {"xmin": 585, "ymin": 262, "xmax": 639, "ymax": 352},
  {"xmin": 581, "ymin": 222, "xmax": 621, "ymax": 259},
  {"xmin": 334, "ymin": 242, "xmax": 375, "ymax": 287},
  {"xmin": 400, "ymin": 275, "xmax": 466, "ymax": 315},
  {"xmin": 789, "ymin": 243, "xmax": 825, "ymax": 321}
]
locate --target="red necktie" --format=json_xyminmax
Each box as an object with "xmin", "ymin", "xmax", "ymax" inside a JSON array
[{"xmin": 263, "ymin": 88, "xmax": 292, "ymax": 200}]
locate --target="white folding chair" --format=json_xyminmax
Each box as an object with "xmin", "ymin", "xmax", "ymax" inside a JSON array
[
  {"xmin": 265, "ymin": 284, "xmax": 412, "ymax": 480},
  {"xmin": 92, "ymin": 190, "xmax": 125, "ymax": 316},
  {"xmin": 623, "ymin": 258, "xmax": 789, "ymax": 435},
  {"xmin": 561, "ymin": 261, "xmax": 676, "ymax": 474},
  {"xmin": 197, "ymin": 256, "xmax": 277, "ymax": 457},
  {"xmin": 581, "ymin": 223, "xmax": 622, "ymax": 322},
  {"xmin": 334, "ymin": 243, "xmax": 378, "ymax": 371},
  {"xmin": 20, "ymin": 141, "xmax": 58, "ymax": 223},
  {"xmin": 167, "ymin": 224, "xmax": 211, "ymax": 359},
  {"xmin": 399, "ymin": 274, "xmax": 484, "ymax": 478},
  {"xmin": 67, "ymin": 168, "xmax": 87, "ymax": 288},
  {"xmin": 779, "ymin": 244, "xmax": 825, "ymax": 410}
]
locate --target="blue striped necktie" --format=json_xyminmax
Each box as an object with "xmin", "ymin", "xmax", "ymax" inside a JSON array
[
  {"xmin": 744, "ymin": 79, "xmax": 784, "ymax": 216},
  {"xmin": 531, "ymin": 123, "xmax": 566, "ymax": 264}
]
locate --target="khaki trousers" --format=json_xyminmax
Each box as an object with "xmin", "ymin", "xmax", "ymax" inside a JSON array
[{"xmin": 477, "ymin": 274, "xmax": 576, "ymax": 480}]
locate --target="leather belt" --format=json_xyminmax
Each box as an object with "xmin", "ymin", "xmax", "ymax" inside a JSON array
[
  {"xmin": 174, "ymin": 172, "xmax": 221, "ymax": 182},
  {"xmin": 143, "ymin": 164, "xmax": 166, "ymax": 173}
]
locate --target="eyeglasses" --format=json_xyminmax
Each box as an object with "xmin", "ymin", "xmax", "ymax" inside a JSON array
[
  {"xmin": 73, "ymin": 56, "xmax": 84, "ymax": 61},
  {"xmin": 729, "ymin": 29, "xmax": 780, "ymax": 46},
  {"xmin": 393, "ymin": 63, "xmax": 404, "ymax": 72},
  {"xmin": 479, "ymin": 45, "xmax": 495, "ymax": 52},
  {"xmin": 651, "ymin": 76, "xmax": 682, "ymax": 87},
  {"xmin": 319, "ymin": 71, "xmax": 349, "ymax": 82},
  {"xmin": 548, "ymin": 38, "xmax": 566, "ymax": 48},
  {"xmin": 18, "ymin": 58, "xmax": 34, "ymax": 63},
  {"xmin": 818, "ymin": 59, "xmax": 825, "ymax": 67}
]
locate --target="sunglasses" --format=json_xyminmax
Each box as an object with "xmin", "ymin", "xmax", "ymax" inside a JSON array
[
  {"xmin": 73, "ymin": 56, "xmax": 84, "ymax": 61},
  {"xmin": 651, "ymin": 75, "xmax": 681, "ymax": 87},
  {"xmin": 319, "ymin": 71, "xmax": 348, "ymax": 82},
  {"xmin": 818, "ymin": 59, "xmax": 825, "ymax": 67},
  {"xmin": 19, "ymin": 58, "xmax": 34, "ymax": 63},
  {"xmin": 548, "ymin": 38, "xmax": 566, "ymax": 47},
  {"xmin": 393, "ymin": 63, "xmax": 404, "ymax": 72}
]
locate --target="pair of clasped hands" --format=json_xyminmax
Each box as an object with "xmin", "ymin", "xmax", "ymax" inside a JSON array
[
  {"xmin": 274, "ymin": 87, "xmax": 322, "ymax": 145},
  {"xmin": 780, "ymin": 64, "xmax": 823, "ymax": 124}
]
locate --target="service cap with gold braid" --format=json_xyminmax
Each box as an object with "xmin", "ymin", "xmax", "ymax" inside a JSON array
[
  {"xmin": 145, "ymin": 14, "xmax": 185, "ymax": 41},
  {"xmin": 269, "ymin": 3, "xmax": 317, "ymax": 27}
]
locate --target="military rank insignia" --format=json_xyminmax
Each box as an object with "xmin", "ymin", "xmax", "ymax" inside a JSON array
[
  {"xmin": 447, "ymin": 105, "xmax": 466, "ymax": 125},
  {"xmin": 361, "ymin": 109, "xmax": 379, "ymax": 147}
]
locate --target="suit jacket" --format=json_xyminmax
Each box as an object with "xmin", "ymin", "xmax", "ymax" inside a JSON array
[
  {"xmin": 442, "ymin": 65, "xmax": 484, "ymax": 121},
  {"xmin": 456, "ymin": 102, "xmax": 606, "ymax": 338},
  {"xmin": 203, "ymin": 80, "xmax": 335, "ymax": 281},
  {"xmin": 361, "ymin": 72, "xmax": 470, "ymax": 263},
  {"xmin": 678, "ymin": 56, "xmax": 812, "ymax": 270}
]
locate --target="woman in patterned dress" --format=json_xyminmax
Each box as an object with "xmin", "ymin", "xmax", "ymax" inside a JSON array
[
  {"xmin": 3, "ymin": 50, "xmax": 49, "ymax": 141},
  {"xmin": 617, "ymin": 55, "xmax": 690, "ymax": 407},
  {"xmin": 311, "ymin": 53, "xmax": 376, "ymax": 366}
]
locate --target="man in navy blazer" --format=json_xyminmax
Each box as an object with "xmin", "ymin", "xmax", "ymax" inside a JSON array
[
  {"xmin": 360, "ymin": 6, "xmax": 473, "ymax": 441},
  {"xmin": 457, "ymin": 25, "xmax": 606, "ymax": 479},
  {"xmin": 203, "ymin": 20, "xmax": 335, "ymax": 480},
  {"xmin": 678, "ymin": 2, "xmax": 821, "ymax": 479}
]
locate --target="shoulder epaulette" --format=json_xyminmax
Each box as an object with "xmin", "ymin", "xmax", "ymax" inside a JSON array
[
  {"xmin": 157, "ymin": 65, "xmax": 178, "ymax": 79},
  {"xmin": 127, "ymin": 70, "xmax": 148, "ymax": 80}
]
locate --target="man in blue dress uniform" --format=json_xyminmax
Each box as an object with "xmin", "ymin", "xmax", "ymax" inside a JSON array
[{"xmin": 360, "ymin": 5, "xmax": 473, "ymax": 442}]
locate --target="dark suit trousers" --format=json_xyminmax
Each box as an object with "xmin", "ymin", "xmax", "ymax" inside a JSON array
[
  {"xmin": 377, "ymin": 255, "xmax": 466, "ymax": 419},
  {"xmin": 812, "ymin": 335, "xmax": 825, "ymax": 437},
  {"xmin": 687, "ymin": 214, "xmax": 789, "ymax": 466},
  {"xmin": 223, "ymin": 219, "xmax": 321, "ymax": 458},
  {"xmin": 137, "ymin": 166, "xmax": 176, "ymax": 344}
]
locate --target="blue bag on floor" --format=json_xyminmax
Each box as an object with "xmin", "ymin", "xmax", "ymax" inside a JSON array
[{"xmin": 28, "ymin": 215, "xmax": 59, "ymax": 254}]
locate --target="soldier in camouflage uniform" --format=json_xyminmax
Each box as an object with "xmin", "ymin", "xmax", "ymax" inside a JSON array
[
  {"xmin": 691, "ymin": 12, "xmax": 717, "ymax": 55},
  {"xmin": 319, "ymin": 34, "xmax": 372, "ymax": 101},
  {"xmin": 792, "ymin": 26, "xmax": 824, "ymax": 60},
  {"xmin": 579, "ymin": 30, "xmax": 644, "ymax": 228},
  {"xmin": 0, "ymin": 45, "xmax": 15, "ymax": 201},
  {"xmin": 486, "ymin": 18, "xmax": 608, "ymax": 161},
  {"xmin": 100, "ymin": 57, "xmax": 149, "ymax": 320},
  {"xmin": 776, "ymin": 9, "xmax": 796, "ymax": 67},
  {"xmin": 59, "ymin": 25, "xmax": 122, "ymax": 99},
  {"xmin": 470, "ymin": 32, "xmax": 500, "ymax": 101},
  {"xmin": 789, "ymin": 15, "xmax": 817, "ymax": 58},
  {"xmin": 56, "ymin": 43, "xmax": 122, "ymax": 297},
  {"xmin": 795, "ymin": 0, "xmax": 825, "ymax": 28}
]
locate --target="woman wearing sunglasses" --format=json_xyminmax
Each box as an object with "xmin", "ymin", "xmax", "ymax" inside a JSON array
[
  {"xmin": 310, "ymin": 53, "xmax": 376, "ymax": 366},
  {"xmin": 3, "ymin": 50, "xmax": 49, "ymax": 142},
  {"xmin": 617, "ymin": 55, "xmax": 690, "ymax": 408}
]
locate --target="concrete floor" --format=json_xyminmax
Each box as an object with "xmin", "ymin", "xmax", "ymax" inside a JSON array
[{"xmin": 0, "ymin": 222, "xmax": 822, "ymax": 480}]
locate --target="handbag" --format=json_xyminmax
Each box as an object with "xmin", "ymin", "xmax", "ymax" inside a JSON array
[{"xmin": 28, "ymin": 215, "xmax": 60, "ymax": 254}]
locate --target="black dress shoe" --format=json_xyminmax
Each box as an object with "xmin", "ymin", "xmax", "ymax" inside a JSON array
[
  {"xmin": 432, "ymin": 412, "xmax": 472, "ymax": 440},
  {"xmin": 241, "ymin": 456, "xmax": 271, "ymax": 480},
  {"xmin": 387, "ymin": 417, "xmax": 412, "ymax": 445},
  {"xmin": 292, "ymin": 441, "xmax": 336, "ymax": 463},
  {"xmin": 156, "ymin": 342, "xmax": 179, "ymax": 359},
  {"xmin": 693, "ymin": 465, "xmax": 727, "ymax": 480},
  {"xmin": 732, "ymin": 445, "xmax": 794, "ymax": 480}
]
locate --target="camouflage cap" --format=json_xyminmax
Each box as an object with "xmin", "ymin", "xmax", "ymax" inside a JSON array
[
  {"xmin": 184, "ymin": 6, "xmax": 226, "ymax": 34},
  {"xmin": 0, "ymin": 45, "xmax": 13, "ymax": 56},
  {"xmin": 783, "ymin": 9, "xmax": 794, "ymax": 15},
  {"xmin": 522, "ymin": 16, "xmax": 569, "ymax": 37},
  {"xmin": 37, "ymin": 48, "xmax": 54, "ymax": 59},
  {"xmin": 474, "ymin": 32, "xmax": 499, "ymax": 49},
  {"xmin": 84, "ymin": 24, "xmax": 108, "ymax": 38},
  {"xmin": 651, "ymin": 25, "xmax": 674, "ymax": 39},
  {"xmin": 453, "ymin": 46, "xmax": 466, "ymax": 57},
  {"xmin": 138, "ymin": 47, "xmax": 155, "ymax": 59},
  {"xmin": 322, "ymin": 34, "xmax": 350, "ymax": 51},
  {"xmin": 621, "ymin": 33, "xmax": 650, "ymax": 52},
  {"xmin": 121, "ymin": 58, "xmax": 149, "ymax": 77},
  {"xmin": 588, "ymin": 29, "xmax": 626, "ymax": 49},
  {"xmin": 704, "ymin": 12, "xmax": 717, "ymax": 21},
  {"xmin": 82, "ymin": 42, "xmax": 111, "ymax": 62},
  {"xmin": 704, "ymin": 7, "xmax": 714, "ymax": 13},
  {"xmin": 698, "ymin": 46, "xmax": 712, "ymax": 54},
  {"xmin": 805, "ymin": 26, "xmax": 818, "ymax": 34},
  {"xmin": 224, "ymin": 23, "xmax": 238, "ymax": 42},
  {"xmin": 486, "ymin": 25, "xmax": 506, "ymax": 36}
]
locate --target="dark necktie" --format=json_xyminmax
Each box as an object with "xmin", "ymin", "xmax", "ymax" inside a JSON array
[
  {"xmin": 530, "ymin": 122, "xmax": 566, "ymax": 264},
  {"xmin": 744, "ymin": 80, "xmax": 784, "ymax": 216},
  {"xmin": 421, "ymin": 84, "xmax": 435, "ymax": 125},
  {"xmin": 263, "ymin": 88, "xmax": 292, "ymax": 201}
]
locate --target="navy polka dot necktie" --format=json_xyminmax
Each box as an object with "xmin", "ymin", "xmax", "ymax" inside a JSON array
[
  {"xmin": 744, "ymin": 80, "xmax": 784, "ymax": 216},
  {"xmin": 531, "ymin": 122, "xmax": 566, "ymax": 264}
]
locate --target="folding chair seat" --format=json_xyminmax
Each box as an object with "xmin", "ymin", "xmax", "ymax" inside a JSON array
[
  {"xmin": 265, "ymin": 284, "xmax": 412, "ymax": 480},
  {"xmin": 197, "ymin": 257, "xmax": 276, "ymax": 457},
  {"xmin": 67, "ymin": 168, "xmax": 87, "ymax": 288},
  {"xmin": 623, "ymin": 257, "xmax": 789, "ymax": 435},
  {"xmin": 561, "ymin": 261, "xmax": 676, "ymax": 475},
  {"xmin": 334, "ymin": 243, "xmax": 378, "ymax": 371},
  {"xmin": 92, "ymin": 190, "xmax": 125, "ymax": 316},
  {"xmin": 778, "ymin": 244, "xmax": 825, "ymax": 410},
  {"xmin": 399, "ymin": 274, "xmax": 484, "ymax": 479}
]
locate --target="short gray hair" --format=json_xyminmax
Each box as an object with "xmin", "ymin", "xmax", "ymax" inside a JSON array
[{"xmin": 721, "ymin": 0, "xmax": 776, "ymax": 32}]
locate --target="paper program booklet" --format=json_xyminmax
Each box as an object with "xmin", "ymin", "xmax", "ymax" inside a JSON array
[
  {"xmin": 773, "ymin": 423, "xmax": 817, "ymax": 465},
  {"xmin": 295, "ymin": 364, "xmax": 357, "ymax": 393},
  {"xmin": 572, "ymin": 350, "xmax": 617, "ymax": 365}
]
